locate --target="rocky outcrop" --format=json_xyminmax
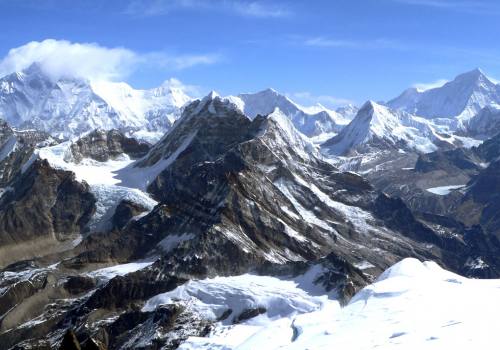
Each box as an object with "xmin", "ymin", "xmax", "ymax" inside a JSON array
[
  {"xmin": 111, "ymin": 199, "xmax": 150, "ymax": 230},
  {"xmin": 456, "ymin": 160, "xmax": 500, "ymax": 241},
  {"xmin": 0, "ymin": 159, "xmax": 96, "ymax": 266},
  {"xmin": 0, "ymin": 119, "xmax": 57, "ymax": 186},
  {"xmin": 414, "ymin": 148, "xmax": 481, "ymax": 173},
  {"xmin": 70, "ymin": 129, "xmax": 150, "ymax": 163}
]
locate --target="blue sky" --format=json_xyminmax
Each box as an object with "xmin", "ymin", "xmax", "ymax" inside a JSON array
[{"xmin": 1, "ymin": 0, "xmax": 500, "ymax": 107}]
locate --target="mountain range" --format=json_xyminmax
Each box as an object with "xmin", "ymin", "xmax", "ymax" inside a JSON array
[{"xmin": 0, "ymin": 66, "xmax": 500, "ymax": 349}]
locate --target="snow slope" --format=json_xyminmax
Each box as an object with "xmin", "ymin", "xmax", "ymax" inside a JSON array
[{"xmin": 178, "ymin": 258, "xmax": 500, "ymax": 349}]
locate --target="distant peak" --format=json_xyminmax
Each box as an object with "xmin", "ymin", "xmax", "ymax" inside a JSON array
[
  {"xmin": 261, "ymin": 87, "xmax": 278, "ymax": 94},
  {"xmin": 404, "ymin": 87, "xmax": 421, "ymax": 93},
  {"xmin": 203, "ymin": 90, "xmax": 220, "ymax": 100},
  {"xmin": 455, "ymin": 68, "xmax": 487, "ymax": 82},
  {"xmin": 360, "ymin": 100, "xmax": 378, "ymax": 111},
  {"xmin": 24, "ymin": 62, "xmax": 44, "ymax": 74}
]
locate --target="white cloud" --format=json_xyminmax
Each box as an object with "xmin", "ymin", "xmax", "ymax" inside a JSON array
[
  {"xmin": 144, "ymin": 51, "xmax": 221, "ymax": 70},
  {"xmin": 287, "ymin": 91, "xmax": 354, "ymax": 109},
  {"xmin": 232, "ymin": 1, "xmax": 290, "ymax": 18},
  {"xmin": 0, "ymin": 39, "xmax": 220, "ymax": 82},
  {"xmin": 392, "ymin": 0, "xmax": 500, "ymax": 14},
  {"xmin": 124, "ymin": 0, "xmax": 290, "ymax": 18},
  {"xmin": 304, "ymin": 37, "xmax": 405, "ymax": 50},
  {"xmin": 0, "ymin": 39, "xmax": 136, "ymax": 81},
  {"xmin": 161, "ymin": 77, "xmax": 204, "ymax": 97},
  {"xmin": 412, "ymin": 79, "xmax": 448, "ymax": 91}
]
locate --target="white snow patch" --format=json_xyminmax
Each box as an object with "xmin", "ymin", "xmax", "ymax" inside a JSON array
[
  {"xmin": 86, "ymin": 261, "xmax": 154, "ymax": 281},
  {"xmin": 426, "ymin": 185, "xmax": 466, "ymax": 195}
]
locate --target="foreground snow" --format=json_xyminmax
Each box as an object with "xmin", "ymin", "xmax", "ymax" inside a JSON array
[{"xmin": 170, "ymin": 258, "xmax": 500, "ymax": 350}]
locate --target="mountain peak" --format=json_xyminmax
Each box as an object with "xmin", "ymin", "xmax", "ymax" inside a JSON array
[
  {"xmin": 454, "ymin": 68, "xmax": 489, "ymax": 84},
  {"xmin": 322, "ymin": 101, "xmax": 438, "ymax": 155},
  {"xmin": 205, "ymin": 90, "xmax": 220, "ymax": 100},
  {"xmin": 4, "ymin": 62, "xmax": 47, "ymax": 82},
  {"xmin": 261, "ymin": 87, "xmax": 279, "ymax": 95},
  {"xmin": 23, "ymin": 62, "xmax": 44, "ymax": 75},
  {"xmin": 359, "ymin": 100, "xmax": 381, "ymax": 114},
  {"xmin": 387, "ymin": 68, "xmax": 500, "ymax": 119}
]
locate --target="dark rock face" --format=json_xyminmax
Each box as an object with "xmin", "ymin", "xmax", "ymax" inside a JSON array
[
  {"xmin": 234, "ymin": 307, "xmax": 267, "ymax": 324},
  {"xmin": 0, "ymin": 159, "xmax": 96, "ymax": 267},
  {"xmin": 64, "ymin": 276, "xmax": 97, "ymax": 295},
  {"xmin": 59, "ymin": 329, "xmax": 82, "ymax": 350},
  {"xmin": 70, "ymin": 129, "xmax": 150, "ymax": 163},
  {"xmin": 372, "ymin": 194, "xmax": 442, "ymax": 245},
  {"xmin": 456, "ymin": 160, "xmax": 500, "ymax": 241},
  {"xmin": 414, "ymin": 148, "xmax": 481, "ymax": 173},
  {"xmin": 82, "ymin": 270, "xmax": 186, "ymax": 310},
  {"xmin": 311, "ymin": 253, "xmax": 371, "ymax": 305},
  {"xmin": 104, "ymin": 304, "xmax": 211, "ymax": 350},
  {"xmin": 111, "ymin": 199, "xmax": 149, "ymax": 230}
]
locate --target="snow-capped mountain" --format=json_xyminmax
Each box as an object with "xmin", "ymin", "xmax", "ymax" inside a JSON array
[
  {"xmin": 0, "ymin": 63, "xmax": 192, "ymax": 141},
  {"xmin": 228, "ymin": 88, "xmax": 352, "ymax": 138},
  {"xmin": 387, "ymin": 68, "xmax": 500, "ymax": 121},
  {"xmin": 322, "ymin": 101, "xmax": 445, "ymax": 156}
]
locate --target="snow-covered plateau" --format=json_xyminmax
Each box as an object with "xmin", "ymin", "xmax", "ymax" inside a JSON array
[{"xmin": 172, "ymin": 258, "xmax": 499, "ymax": 350}]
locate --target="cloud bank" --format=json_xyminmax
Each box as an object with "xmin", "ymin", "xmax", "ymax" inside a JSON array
[
  {"xmin": 0, "ymin": 39, "xmax": 220, "ymax": 82},
  {"xmin": 305, "ymin": 37, "xmax": 406, "ymax": 50},
  {"xmin": 124, "ymin": 0, "xmax": 290, "ymax": 18}
]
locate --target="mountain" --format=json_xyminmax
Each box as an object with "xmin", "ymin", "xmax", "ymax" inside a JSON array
[
  {"xmin": 321, "ymin": 101, "xmax": 445, "ymax": 156},
  {"xmin": 1, "ymin": 93, "xmax": 500, "ymax": 348},
  {"xmin": 2, "ymin": 68, "xmax": 500, "ymax": 349},
  {"xmin": 228, "ymin": 88, "xmax": 351, "ymax": 138},
  {"xmin": 387, "ymin": 68, "xmax": 500, "ymax": 121},
  {"xmin": 0, "ymin": 65, "xmax": 355, "ymax": 143},
  {"xmin": 451, "ymin": 134, "xmax": 500, "ymax": 252},
  {"xmin": 0, "ymin": 63, "xmax": 192, "ymax": 141}
]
